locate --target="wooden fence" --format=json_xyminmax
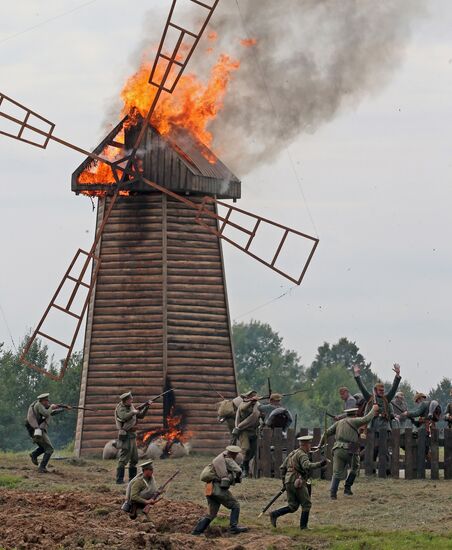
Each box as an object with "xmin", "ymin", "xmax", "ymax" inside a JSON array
[{"xmin": 254, "ymin": 427, "xmax": 452, "ymax": 480}]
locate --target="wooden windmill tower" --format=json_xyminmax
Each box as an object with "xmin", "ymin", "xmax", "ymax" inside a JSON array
[{"xmin": 0, "ymin": 0, "xmax": 319, "ymax": 456}]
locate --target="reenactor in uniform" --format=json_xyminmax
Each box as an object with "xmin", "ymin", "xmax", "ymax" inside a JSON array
[
  {"xmin": 192, "ymin": 445, "xmax": 248, "ymax": 535},
  {"xmin": 445, "ymin": 388, "xmax": 452, "ymax": 428},
  {"xmin": 335, "ymin": 387, "xmax": 357, "ymax": 420},
  {"xmin": 217, "ymin": 395, "xmax": 243, "ymax": 434},
  {"xmin": 258, "ymin": 393, "xmax": 283, "ymax": 423},
  {"xmin": 26, "ymin": 393, "xmax": 67, "ymax": 473},
  {"xmin": 126, "ymin": 460, "xmax": 158, "ymax": 520},
  {"xmin": 269, "ymin": 435, "xmax": 326, "ymax": 530},
  {"xmin": 392, "ymin": 391, "xmax": 409, "ymax": 430},
  {"xmin": 400, "ymin": 392, "xmax": 441, "ymax": 432},
  {"xmin": 232, "ymin": 390, "xmax": 261, "ymax": 477},
  {"xmin": 324, "ymin": 404, "xmax": 378, "ymax": 499},
  {"xmin": 353, "ymin": 363, "xmax": 401, "ymax": 467},
  {"xmin": 115, "ymin": 391, "xmax": 151, "ymax": 484}
]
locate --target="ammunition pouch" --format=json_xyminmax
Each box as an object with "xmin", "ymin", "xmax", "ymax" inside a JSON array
[
  {"xmin": 116, "ymin": 431, "xmax": 128, "ymax": 449},
  {"xmin": 219, "ymin": 477, "xmax": 231, "ymax": 489}
]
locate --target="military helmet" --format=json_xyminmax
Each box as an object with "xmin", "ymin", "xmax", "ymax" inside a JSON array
[
  {"xmin": 37, "ymin": 393, "xmax": 50, "ymax": 400},
  {"xmin": 269, "ymin": 393, "xmax": 282, "ymax": 401}
]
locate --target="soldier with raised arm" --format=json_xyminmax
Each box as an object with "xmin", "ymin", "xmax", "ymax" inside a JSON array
[
  {"xmin": 26, "ymin": 393, "xmax": 68, "ymax": 473},
  {"xmin": 115, "ymin": 391, "xmax": 152, "ymax": 484},
  {"xmin": 324, "ymin": 404, "xmax": 378, "ymax": 499},
  {"xmin": 269, "ymin": 435, "xmax": 326, "ymax": 530}
]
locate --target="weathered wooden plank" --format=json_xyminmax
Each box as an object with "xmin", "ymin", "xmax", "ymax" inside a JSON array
[
  {"xmin": 443, "ymin": 428, "xmax": 452, "ymax": 479},
  {"xmin": 390, "ymin": 429, "xmax": 400, "ymax": 479},
  {"xmin": 377, "ymin": 428, "xmax": 388, "ymax": 478},
  {"xmin": 364, "ymin": 431, "xmax": 375, "ymax": 476},
  {"xmin": 404, "ymin": 428, "xmax": 415, "ymax": 480},
  {"xmin": 430, "ymin": 427, "xmax": 439, "ymax": 480}
]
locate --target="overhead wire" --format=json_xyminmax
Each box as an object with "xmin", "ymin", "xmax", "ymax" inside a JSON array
[{"xmin": 0, "ymin": 0, "xmax": 100, "ymax": 46}]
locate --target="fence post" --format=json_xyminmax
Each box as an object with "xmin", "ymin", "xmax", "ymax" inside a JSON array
[
  {"xmin": 444, "ymin": 428, "xmax": 452, "ymax": 480},
  {"xmin": 417, "ymin": 429, "xmax": 426, "ymax": 479},
  {"xmin": 311, "ymin": 427, "xmax": 322, "ymax": 479},
  {"xmin": 378, "ymin": 428, "xmax": 388, "ymax": 478},
  {"xmin": 364, "ymin": 431, "xmax": 375, "ymax": 476},
  {"xmin": 261, "ymin": 428, "xmax": 273, "ymax": 478},
  {"xmin": 390, "ymin": 428, "xmax": 400, "ymax": 479},
  {"xmin": 430, "ymin": 427, "xmax": 439, "ymax": 480},
  {"xmin": 273, "ymin": 428, "xmax": 284, "ymax": 476},
  {"xmin": 404, "ymin": 428, "xmax": 415, "ymax": 479}
]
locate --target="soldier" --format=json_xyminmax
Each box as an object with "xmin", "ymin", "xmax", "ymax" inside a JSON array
[
  {"xmin": 269, "ymin": 435, "xmax": 327, "ymax": 530},
  {"xmin": 258, "ymin": 393, "xmax": 282, "ymax": 423},
  {"xmin": 192, "ymin": 445, "xmax": 248, "ymax": 535},
  {"xmin": 115, "ymin": 391, "xmax": 152, "ymax": 484},
  {"xmin": 324, "ymin": 404, "xmax": 378, "ymax": 499},
  {"xmin": 445, "ymin": 388, "xmax": 452, "ymax": 428},
  {"xmin": 334, "ymin": 387, "xmax": 358, "ymax": 420},
  {"xmin": 400, "ymin": 392, "xmax": 441, "ymax": 432},
  {"xmin": 232, "ymin": 390, "xmax": 260, "ymax": 477},
  {"xmin": 217, "ymin": 395, "xmax": 243, "ymax": 434},
  {"xmin": 26, "ymin": 393, "xmax": 67, "ymax": 473},
  {"xmin": 126, "ymin": 460, "xmax": 158, "ymax": 521},
  {"xmin": 353, "ymin": 363, "xmax": 401, "ymax": 468},
  {"xmin": 392, "ymin": 391, "xmax": 409, "ymax": 431}
]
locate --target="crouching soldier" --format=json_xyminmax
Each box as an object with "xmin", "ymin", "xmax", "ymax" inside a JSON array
[
  {"xmin": 26, "ymin": 393, "xmax": 67, "ymax": 473},
  {"xmin": 192, "ymin": 445, "xmax": 248, "ymax": 536},
  {"xmin": 270, "ymin": 435, "xmax": 326, "ymax": 530},
  {"xmin": 126, "ymin": 460, "xmax": 158, "ymax": 521},
  {"xmin": 325, "ymin": 404, "xmax": 378, "ymax": 499}
]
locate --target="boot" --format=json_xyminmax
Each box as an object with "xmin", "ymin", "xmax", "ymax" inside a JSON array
[
  {"xmin": 229, "ymin": 506, "xmax": 248, "ymax": 534},
  {"xmin": 344, "ymin": 472, "xmax": 356, "ymax": 496},
  {"xmin": 128, "ymin": 466, "xmax": 137, "ymax": 481},
  {"xmin": 191, "ymin": 516, "xmax": 211, "ymax": 535},
  {"xmin": 300, "ymin": 510, "xmax": 310, "ymax": 530},
  {"xmin": 116, "ymin": 465, "xmax": 125, "ymax": 484},
  {"xmin": 330, "ymin": 476, "xmax": 340, "ymax": 500},
  {"xmin": 38, "ymin": 452, "xmax": 52, "ymax": 473},
  {"xmin": 270, "ymin": 505, "xmax": 292, "ymax": 527},
  {"xmin": 30, "ymin": 448, "xmax": 44, "ymax": 466},
  {"xmin": 242, "ymin": 462, "xmax": 249, "ymax": 479}
]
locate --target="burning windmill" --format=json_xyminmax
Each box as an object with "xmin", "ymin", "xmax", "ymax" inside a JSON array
[{"xmin": 0, "ymin": 0, "xmax": 318, "ymax": 455}]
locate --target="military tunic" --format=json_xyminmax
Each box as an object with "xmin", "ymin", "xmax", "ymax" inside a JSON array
[
  {"xmin": 354, "ymin": 374, "xmax": 401, "ymax": 431},
  {"xmin": 115, "ymin": 402, "xmax": 149, "ymax": 468},
  {"xmin": 326, "ymin": 408, "xmax": 376, "ymax": 480},
  {"xmin": 236, "ymin": 400, "xmax": 260, "ymax": 467},
  {"xmin": 280, "ymin": 448, "xmax": 323, "ymax": 512},
  {"xmin": 405, "ymin": 400, "xmax": 439, "ymax": 432},
  {"xmin": 200, "ymin": 454, "xmax": 242, "ymax": 519},
  {"xmin": 27, "ymin": 400, "xmax": 64, "ymax": 455}
]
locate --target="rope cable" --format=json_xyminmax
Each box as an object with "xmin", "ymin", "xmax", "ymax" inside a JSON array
[{"xmin": 0, "ymin": 302, "xmax": 18, "ymax": 352}]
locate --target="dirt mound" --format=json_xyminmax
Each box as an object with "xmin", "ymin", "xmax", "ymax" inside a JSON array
[{"xmin": 0, "ymin": 490, "xmax": 294, "ymax": 549}]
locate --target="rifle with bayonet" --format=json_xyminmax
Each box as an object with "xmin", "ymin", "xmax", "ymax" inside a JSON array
[
  {"xmin": 137, "ymin": 389, "xmax": 174, "ymax": 410},
  {"xmin": 208, "ymin": 382, "xmax": 225, "ymax": 400},
  {"xmin": 244, "ymin": 388, "xmax": 310, "ymax": 402},
  {"xmin": 257, "ymin": 485, "xmax": 286, "ymax": 518},
  {"xmin": 56, "ymin": 404, "xmax": 97, "ymax": 411},
  {"xmin": 144, "ymin": 469, "xmax": 180, "ymax": 512}
]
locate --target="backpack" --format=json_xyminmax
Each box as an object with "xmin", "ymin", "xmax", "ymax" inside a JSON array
[
  {"xmin": 217, "ymin": 399, "xmax": 236, "ymax": 419},
  {"xmin": 430, "ymin": 401, "xmax": 442, "ymax": 422},
  {"xmin": 266, "ymin": 407, "xmax": 293, "ymax": 430}
]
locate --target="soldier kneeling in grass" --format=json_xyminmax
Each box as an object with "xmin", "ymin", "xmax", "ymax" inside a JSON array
[{"xmin": 192, "ymin": 445, "xmax": 248, "ymax": 535}]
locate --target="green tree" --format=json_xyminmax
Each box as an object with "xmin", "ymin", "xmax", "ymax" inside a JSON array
[
  {"xmin": 307, "ymin": 337, "xmax": 376, "ymax": 389},
  {"xmin": 0, "ymin": 337, "xmax": 82, "ymax": 451},
  {"xmin": 428, "ymin": 377, "xmax": 452, "ymax": 408},
  {"xmin": 232, "ymin": 320, "xmax": 306, "ymax": 396}
]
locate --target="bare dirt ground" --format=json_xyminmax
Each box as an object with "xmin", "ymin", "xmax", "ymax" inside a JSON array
[{"xmin": 0, "ymin": 453, "xmax": 451, "ymax": 550}]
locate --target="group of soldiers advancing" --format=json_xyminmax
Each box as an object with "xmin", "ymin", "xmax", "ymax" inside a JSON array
[{"xmin": 25, "ymin": 374, "xmax": 452, "ymax": 534}]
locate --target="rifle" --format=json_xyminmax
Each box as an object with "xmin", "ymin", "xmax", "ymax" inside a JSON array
[
  {"xmin": 56, "ymin": 404, "xmax": 97, "ymax": 411},
  {"xmin": 144, "ymin": 469, "xmax": 180, "ymax": 511},
  {"xmin": 257, "ymin": 486, "xmax": 286, "ymax": 518},
  {"xmin": 267, "ymin": 377, "xmax": 272, "ymax": 398},
  {"xmin": 208, "ymin": 383, "xmax": 224, "ymax": 400},
  {"xmin": 137, "ymin": 389, "xmax": 174, "ymax": 410},
  {"xmin": 251, "ymin": 388, "xmax": 310, "ymax": 401}
]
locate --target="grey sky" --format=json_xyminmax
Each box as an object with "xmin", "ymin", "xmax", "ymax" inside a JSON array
[{"xmin": 0, "ymin": 1, "xmax": 451, "ymax": 390}]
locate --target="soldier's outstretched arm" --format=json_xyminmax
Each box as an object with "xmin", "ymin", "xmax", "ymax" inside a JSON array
[
  {"xmin": 353, "ymin": 365, "xmax": 371, "ymax": 400},
  {"xmin": 351, "ymin": 404, "xmax": 378, "ymax": 427},
  {"xmin": 386, "ymin": 364, "xmax": 402, "ymax": 402}
]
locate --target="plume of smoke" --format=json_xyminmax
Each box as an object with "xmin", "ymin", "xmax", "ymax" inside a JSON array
[{"xmin": 196, "ymin": 0, "xmax": 425, "ymax": 176}]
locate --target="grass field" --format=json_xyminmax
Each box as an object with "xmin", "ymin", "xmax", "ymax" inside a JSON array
[{"xmin": 0, "ymin": 451, "xmax": 451, "ymax": 549}]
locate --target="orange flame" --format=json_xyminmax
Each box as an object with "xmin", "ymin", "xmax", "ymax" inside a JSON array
[
  {"xmin": 240, "ymin": 38, "xmax": 257, "ymax": 47},
  {"xmin": 142, "ymin": 407, "xmax": 193, "ymax": 449}
]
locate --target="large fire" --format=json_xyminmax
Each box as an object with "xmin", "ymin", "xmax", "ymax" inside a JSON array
[
  {"xmin": 79, "ymin": 44, "xmax": 240, "ymax": 190},
  {"xmin": 140, "ymin": 407, "xmax": 193, "ymax": 458}
]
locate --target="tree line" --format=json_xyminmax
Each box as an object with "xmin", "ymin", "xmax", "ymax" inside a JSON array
[{"xmin": 0, "ymin": 323, "xmax": 450, "ymax": 451}]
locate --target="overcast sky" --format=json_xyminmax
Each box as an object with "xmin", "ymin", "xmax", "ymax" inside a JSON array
[{"xmin": 0, "ymin": 1, "xmax": 451, "ymax": 391}]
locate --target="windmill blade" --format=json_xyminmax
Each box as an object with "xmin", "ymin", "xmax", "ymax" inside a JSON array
[
  {"xmin": 20, "ymin": 192, "xmax": 119, "ymax": 380},
  {"xmin": 141, "ymin": 177, "xmax": 319, "ymax": 286},
  {"xmin": 125, "ymin": 0, "xmax": 221, "ymax": 168}
]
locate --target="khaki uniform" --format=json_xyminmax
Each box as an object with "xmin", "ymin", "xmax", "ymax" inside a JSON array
[
  {"xmin": 281, "ymin": 448, "xmax": 323, "ymax": 512},
  {"xmin": 354, "ymin": 375, "xmax": 401, "ymax": 431},
  {"xmin": 126, "ymin": 472, "xmax": 157, "ymax": 518},
  {"xmin": 236, "ymin": 400, "xmax": 260, "ymax": 474},
  {"xmin": 327, "ymin": 408, "xmax": 375, "ymax": 484},
  {"xmin": 27, "ymin": 400, "xmax": 64, "ymax": 468},
  {"xmin": 115, "ymin": 402, "xmax": 149, "ymax": 468}
]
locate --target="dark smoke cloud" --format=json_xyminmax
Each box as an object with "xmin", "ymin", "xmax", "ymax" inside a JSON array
[{"xmin": 194, "ymin": 0, "xmax": 425, "ymax": 176}]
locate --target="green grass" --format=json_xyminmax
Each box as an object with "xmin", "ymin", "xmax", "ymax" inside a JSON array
[{"xmin": 0, "ymin": 473, "xmax": 22, "ymax": 488}]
